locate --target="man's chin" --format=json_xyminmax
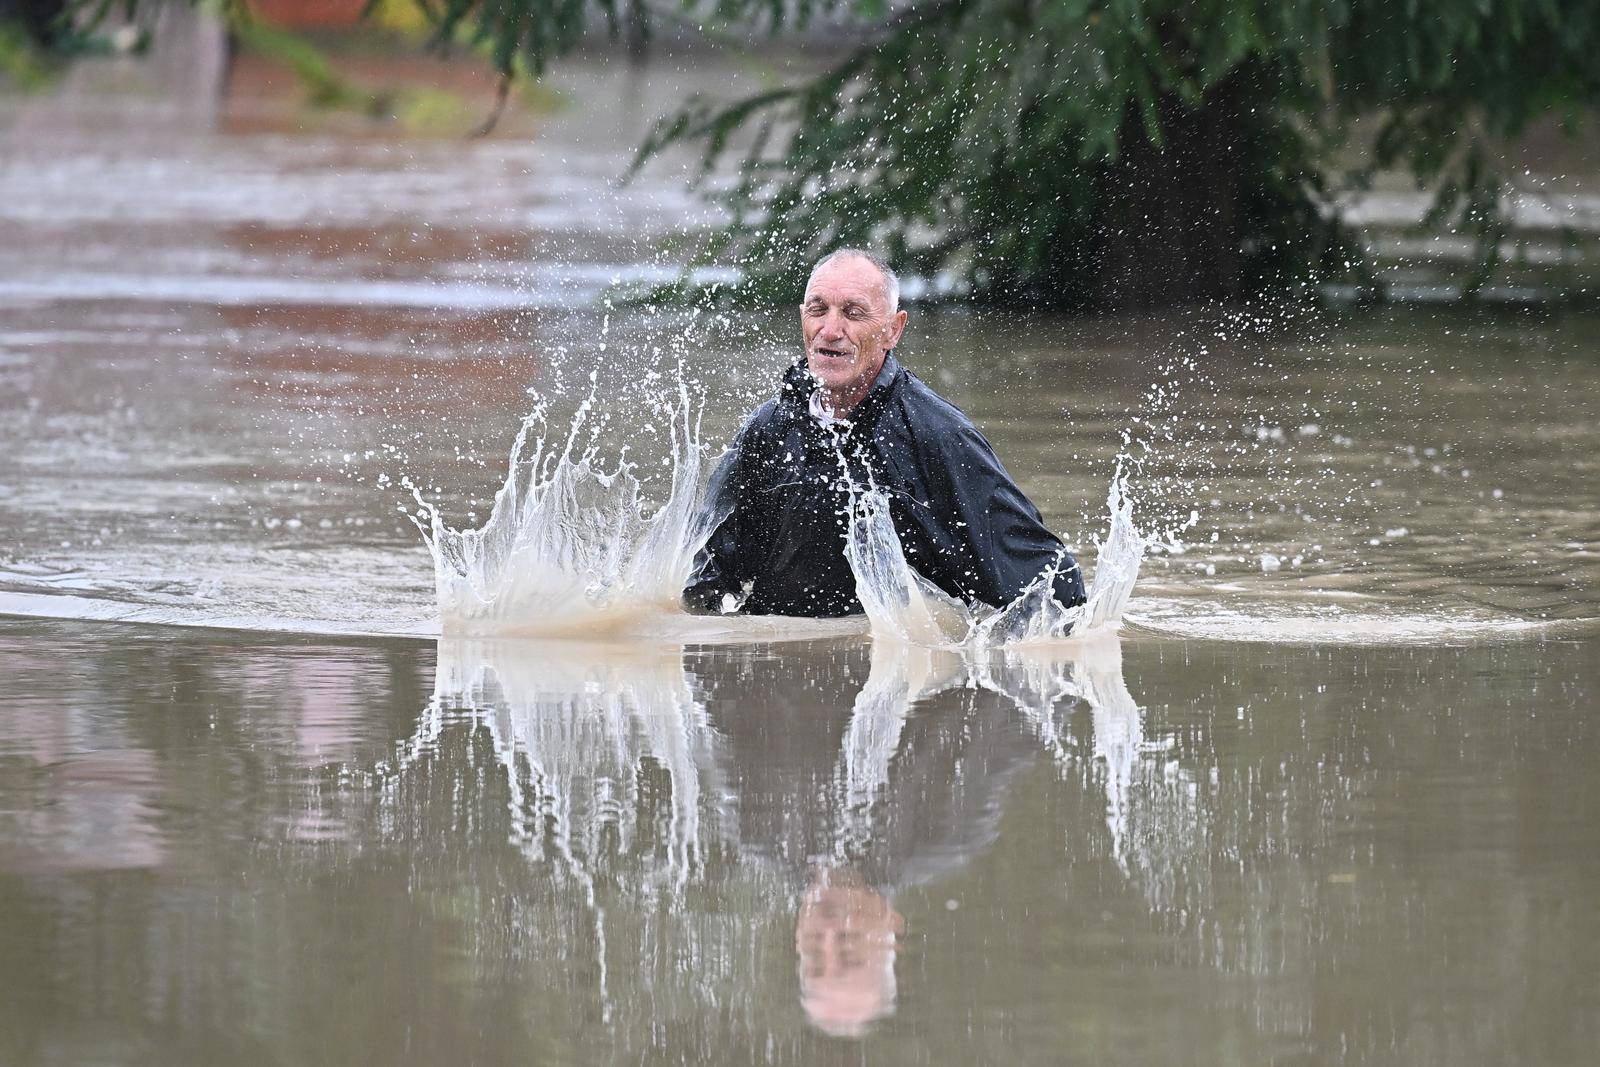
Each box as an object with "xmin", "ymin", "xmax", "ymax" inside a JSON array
[{"xmin": 806, "ymin": 362, "xmax": 859, "ymax": 391}]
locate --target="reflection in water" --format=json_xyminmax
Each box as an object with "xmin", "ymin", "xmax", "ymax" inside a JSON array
[
  {"xmin": 795, "ymin": 867, "xmax": 905, "ymax": 1038},
  {"xmin": 415, "ymin": 631, "xmax": 1155, "ymax": 1038},
  {"xmin": 978, "ymin": 637, "xmax": 1152, "ymax": 862},
  {"xmin": 404, "ymin": 639, "xmax": 729, "ymax": 1019},
  {"xmin": 421, "ymin": 639, "xmax": 724, "ymax": 888},
  {"xmin": 0, "ymin": 633, "xmax": 425, "ymax": 874},
  {"xmin": 0, "ymin": 746, "xmax": 166, "ymax": 875},
  {"xmin": 4, "ymin": 624, "xmax": 1598, "ymax": 1061},
  {"xmin": 835, "ymin": 643, "xmax": 963, "ymax": 854}
]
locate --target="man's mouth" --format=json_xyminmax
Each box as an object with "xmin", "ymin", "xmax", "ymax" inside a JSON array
[{"xmin": 813, "ymin": 346, "xmax": 853, "ymax": 361}]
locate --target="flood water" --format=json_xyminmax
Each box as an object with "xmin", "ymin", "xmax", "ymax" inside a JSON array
[{"xmin": 3, "ymin": 47, "xmax": 1599, "ymax": 1065}]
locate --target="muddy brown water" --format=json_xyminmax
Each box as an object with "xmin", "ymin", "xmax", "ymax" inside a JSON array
[{"xmin": 2, "ymin": 48, "xmax": 1598, "ymax": 1065}]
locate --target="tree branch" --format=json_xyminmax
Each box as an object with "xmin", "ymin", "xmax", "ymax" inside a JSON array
[{"xmin": 468, "ymin": 72, "xmax": 513, "ymax": 138}]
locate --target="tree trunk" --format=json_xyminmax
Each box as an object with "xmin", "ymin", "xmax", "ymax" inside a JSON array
[{"xmin": 1092, "ymin": 81, "xmax": 1249, "ymax": 311}]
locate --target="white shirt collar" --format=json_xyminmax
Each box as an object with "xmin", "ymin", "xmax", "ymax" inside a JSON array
[{"xmin": 808, "ymin": 390, "xmax": 851, "ymax": 427}]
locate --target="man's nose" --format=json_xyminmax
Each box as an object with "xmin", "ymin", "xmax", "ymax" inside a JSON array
[{"xmin": 821, "ymin": 310, "xmax": 848, "ymax": 340}]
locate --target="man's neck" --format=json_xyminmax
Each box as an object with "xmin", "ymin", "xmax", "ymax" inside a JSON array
[{"xmin": 821, "ymin": 386, "xmax": 867, "ymax": 418}]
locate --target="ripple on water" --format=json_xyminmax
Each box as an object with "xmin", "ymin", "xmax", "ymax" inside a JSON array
[{"xmin": 1125, "ymin": 597, "xmax": 1589, "ymax": 645}]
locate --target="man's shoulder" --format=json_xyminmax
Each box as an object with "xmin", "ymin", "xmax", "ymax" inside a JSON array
[
  {"xmin": 725, "ymin": 395, "xmax": 797, "ymax": 459},
  {"xmin": 894, "ymin": 369, "xmax": 986, "ymax": 446},
  {"xmin": 738, "ymin": 396, "xmax": 787, "ymax": 435}
]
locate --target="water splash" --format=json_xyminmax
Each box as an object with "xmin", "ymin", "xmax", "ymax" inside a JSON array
[
  {"xmin": 415, "ymin": 380, "xmax": 721, "ymax": 637},
  {"xmin": 844, "ymin": 470, "xmax": 1150, "ymax": 650},
  {"xmin": 417, "ymin": 363, "xmax": 1146, "ymax": 646},
  {"xmin": 842, "ymin": 488, "xmax": 974, "ymax": 647}
]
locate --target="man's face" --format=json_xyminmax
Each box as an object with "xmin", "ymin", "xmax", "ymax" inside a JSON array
[{"xmin": 801, "ymin": 256, "xmax": 908, "ymax": 400}]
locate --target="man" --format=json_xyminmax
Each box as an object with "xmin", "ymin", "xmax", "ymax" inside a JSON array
[{"xmin": 684, "ymin": 248, "xmax": 1085, "ymax": 618}]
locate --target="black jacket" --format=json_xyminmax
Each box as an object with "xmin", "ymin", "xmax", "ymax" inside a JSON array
[{"xmin": 684, "ymin": 354, "xmax": 1086, "ymax": 618}]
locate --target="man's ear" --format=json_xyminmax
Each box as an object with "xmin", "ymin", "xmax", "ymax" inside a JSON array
[{"xmin": 885, "ymin": 309, "xmax": 908, "ymax": 349}]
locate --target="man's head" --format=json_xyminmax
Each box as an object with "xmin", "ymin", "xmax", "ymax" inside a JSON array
[{"xmin": 801, "ymin": 249, "xmax": 908, "ymax": 412}]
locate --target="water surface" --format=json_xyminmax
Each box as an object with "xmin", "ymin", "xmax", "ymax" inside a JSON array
[{"xmin": 2, "ymin": 621, "xmax": 1596, "ymax": 1063}]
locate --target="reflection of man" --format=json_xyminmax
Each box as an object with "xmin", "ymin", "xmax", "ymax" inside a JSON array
[
  {"xmin": 684, "ymin": 248, "xmax": 1086, "ymax": 618},
  {"xmin": 795, "ymin": 866, "xmax": 905, "ymax": 1038},
  {"xmin": 692, "ymin": 642, "xmax": 1047, "ymax": 1038}
]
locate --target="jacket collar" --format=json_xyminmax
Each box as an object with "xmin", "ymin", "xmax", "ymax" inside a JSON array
[{"xmin": 779, "ymin": 351, "xmax": 903, "ymax": 423}]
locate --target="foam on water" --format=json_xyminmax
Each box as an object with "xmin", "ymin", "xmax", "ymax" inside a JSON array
[{"xmin": 1123, "ymin": 597, "xmax": 1576, "ymax": 645}]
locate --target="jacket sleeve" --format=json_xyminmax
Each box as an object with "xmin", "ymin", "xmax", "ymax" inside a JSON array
[
  {"xmin": 917, "ymin": 422, "xmax": 1086, "ymax": 610},
  {"xmin": 681, "ymin": 424, "xmax": 756, "ymax": 615}
]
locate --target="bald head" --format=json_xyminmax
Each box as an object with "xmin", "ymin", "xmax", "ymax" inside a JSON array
[{"xmin": 807, "ymin": 248, "xmax": 899, "ymax": 314}]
